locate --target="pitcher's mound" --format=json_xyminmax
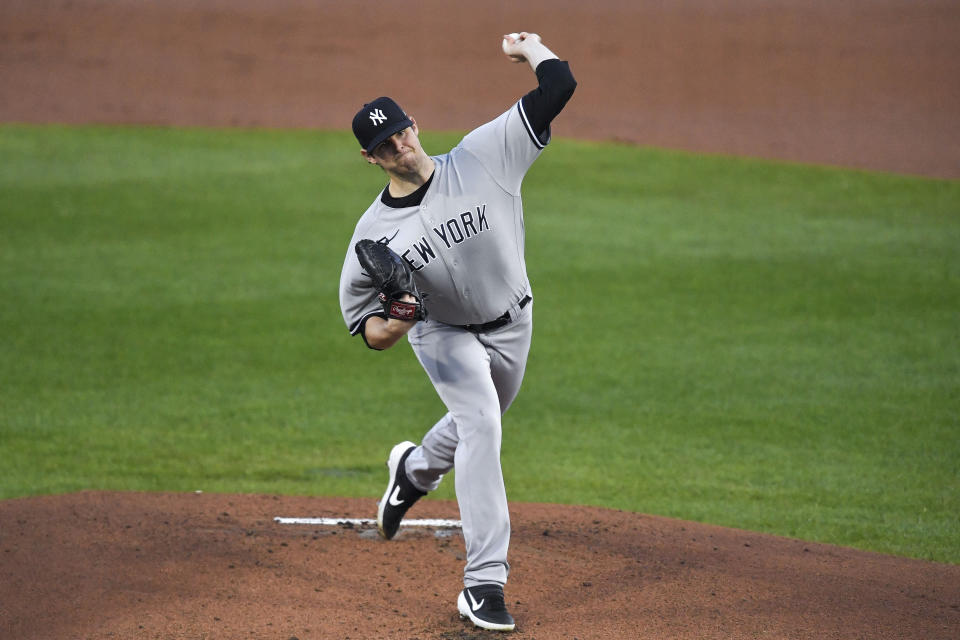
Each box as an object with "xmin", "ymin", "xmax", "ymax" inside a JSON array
[{"xmin": 1, "ymin": 491, "xmax": 957, "ymax": 639}]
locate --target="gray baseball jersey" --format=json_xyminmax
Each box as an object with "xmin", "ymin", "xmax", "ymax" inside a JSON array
[
  {"xmin": 339, "ymin": 100, "xmax": 544, "ymax": 332},
  {"xmin": 339, "ymin": 57, "xmax": 575, "ymax": 590}
]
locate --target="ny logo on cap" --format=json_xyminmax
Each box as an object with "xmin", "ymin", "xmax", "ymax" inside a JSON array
[{"xmin": 369, "ymin": 109, "xmax": 387, "ymax": 126}]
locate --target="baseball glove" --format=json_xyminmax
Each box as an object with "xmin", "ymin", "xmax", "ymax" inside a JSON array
[{"xmin": 355, "ymin": 238, "xmax": 425, "ymax": 322}]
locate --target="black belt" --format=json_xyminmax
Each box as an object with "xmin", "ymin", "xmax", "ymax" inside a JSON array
[{"xmin": 459, "ymin": 295, "xmax": 531, "ymax": 333}]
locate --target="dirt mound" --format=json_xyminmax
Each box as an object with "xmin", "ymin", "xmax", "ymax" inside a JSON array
[{"xmin": 1, "ymin": 491, "xmax": 957, "ymax": 639}]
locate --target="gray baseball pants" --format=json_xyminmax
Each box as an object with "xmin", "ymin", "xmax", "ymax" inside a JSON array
[{"xmin": 403, "ymin": 300, "xmax": 533, "ymax": 588}]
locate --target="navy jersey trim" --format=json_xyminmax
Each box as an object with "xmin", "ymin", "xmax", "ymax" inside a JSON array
[
  {"xmin": 349, "ymin": 310, "xmax": 385, "ymax": 337},
  {"xmin": 351, "ymin": 312, "xmax": 389, "ymax": 350},
  {"xmin": 381, "ymin": 170, "xmax": 435, "ymax": 208},
  {"xmin": 517, "ymin": 100, "xmax": 549, "ymax": 150}
]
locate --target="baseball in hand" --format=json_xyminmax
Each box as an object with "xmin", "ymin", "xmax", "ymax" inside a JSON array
[{"xmin": 502, "ymin": 33, "xmax": 522, "ymax": 53}]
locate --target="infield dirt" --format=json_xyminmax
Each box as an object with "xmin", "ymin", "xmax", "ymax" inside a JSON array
[
  {"xmin": 2, "ymin": 492, "xmax": 959, "ymax": 640},
  {"xmin": 2, "ymin": 0, "xmax": 959, "ymax": 178},
  {"xmin": 1, "ymin": 1, "xmax": 959, "ymax": 639}
]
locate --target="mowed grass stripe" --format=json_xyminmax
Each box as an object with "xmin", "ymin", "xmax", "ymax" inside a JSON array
[{"xmin": 1, "ymin": 124, "xmax": 957, "ymax": 562}]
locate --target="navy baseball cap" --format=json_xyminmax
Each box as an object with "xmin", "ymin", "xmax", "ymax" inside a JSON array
[{"xmin": 352, "ymin": 97, "xmax": 414, "ymax": 154}]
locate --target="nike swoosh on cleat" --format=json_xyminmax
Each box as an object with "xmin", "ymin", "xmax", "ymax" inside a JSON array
[
  {"xmin": 388, "ymin": 485, "xmax": 404, "ymax": 507},
  {"xmin": 468, "ymin": 590, "xmax": 485, "ymax": 611}
]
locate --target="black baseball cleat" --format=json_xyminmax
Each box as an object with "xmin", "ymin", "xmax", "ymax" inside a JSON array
[
  {"xmin": 376, "ymin": 441, "xmax": 426, "ymax": 540},
  {"xmin": 457, "ymin": 584, "xmax": 516, "ymax": 632}
]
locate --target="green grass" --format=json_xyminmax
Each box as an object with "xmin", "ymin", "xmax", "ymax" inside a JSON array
[{"xmin": 1, "ymin": 124, "xmax": 958, "ymax": 563}]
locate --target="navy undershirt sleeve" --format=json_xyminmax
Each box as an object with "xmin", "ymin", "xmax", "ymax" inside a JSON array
[{"xmin": 520, "ymin": 59, "xmax": 577, "ymax": 144}]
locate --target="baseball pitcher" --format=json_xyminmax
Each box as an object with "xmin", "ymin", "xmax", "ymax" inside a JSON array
[{"xmin": 338, "ymin": 32, "xmax": 576, "ymax": 632}]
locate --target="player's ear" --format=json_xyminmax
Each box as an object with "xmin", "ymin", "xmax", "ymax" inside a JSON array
[
  {"xmin": 361, "ymin": 149, "xmax": 378, "ymax": 165},
  {"xmin": 410, "ymin": 117, "xmax": 419, "ymax": 136}
]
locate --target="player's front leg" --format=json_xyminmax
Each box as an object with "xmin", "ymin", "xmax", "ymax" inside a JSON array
[
  {"xmin": 406, "ymin": 321, "xmax": 512, "ymax": 587},
  {"xmin": 404, "ymin": 412, "xmax": 458, "ymax": 492}
]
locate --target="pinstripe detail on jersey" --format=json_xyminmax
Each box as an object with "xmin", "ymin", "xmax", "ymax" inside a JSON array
[{"xmin": 516, "ymin": 100, "xmax": 547, "ymax": 150}]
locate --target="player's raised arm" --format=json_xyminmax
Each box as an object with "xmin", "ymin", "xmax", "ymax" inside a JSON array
[
  {"xmin": 502, "ymin": 32, "xmax": 577, "ymax": 145},
  {"xmin": 501, "ymin": 32, "xmax": 557, "ymax": 70}
]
